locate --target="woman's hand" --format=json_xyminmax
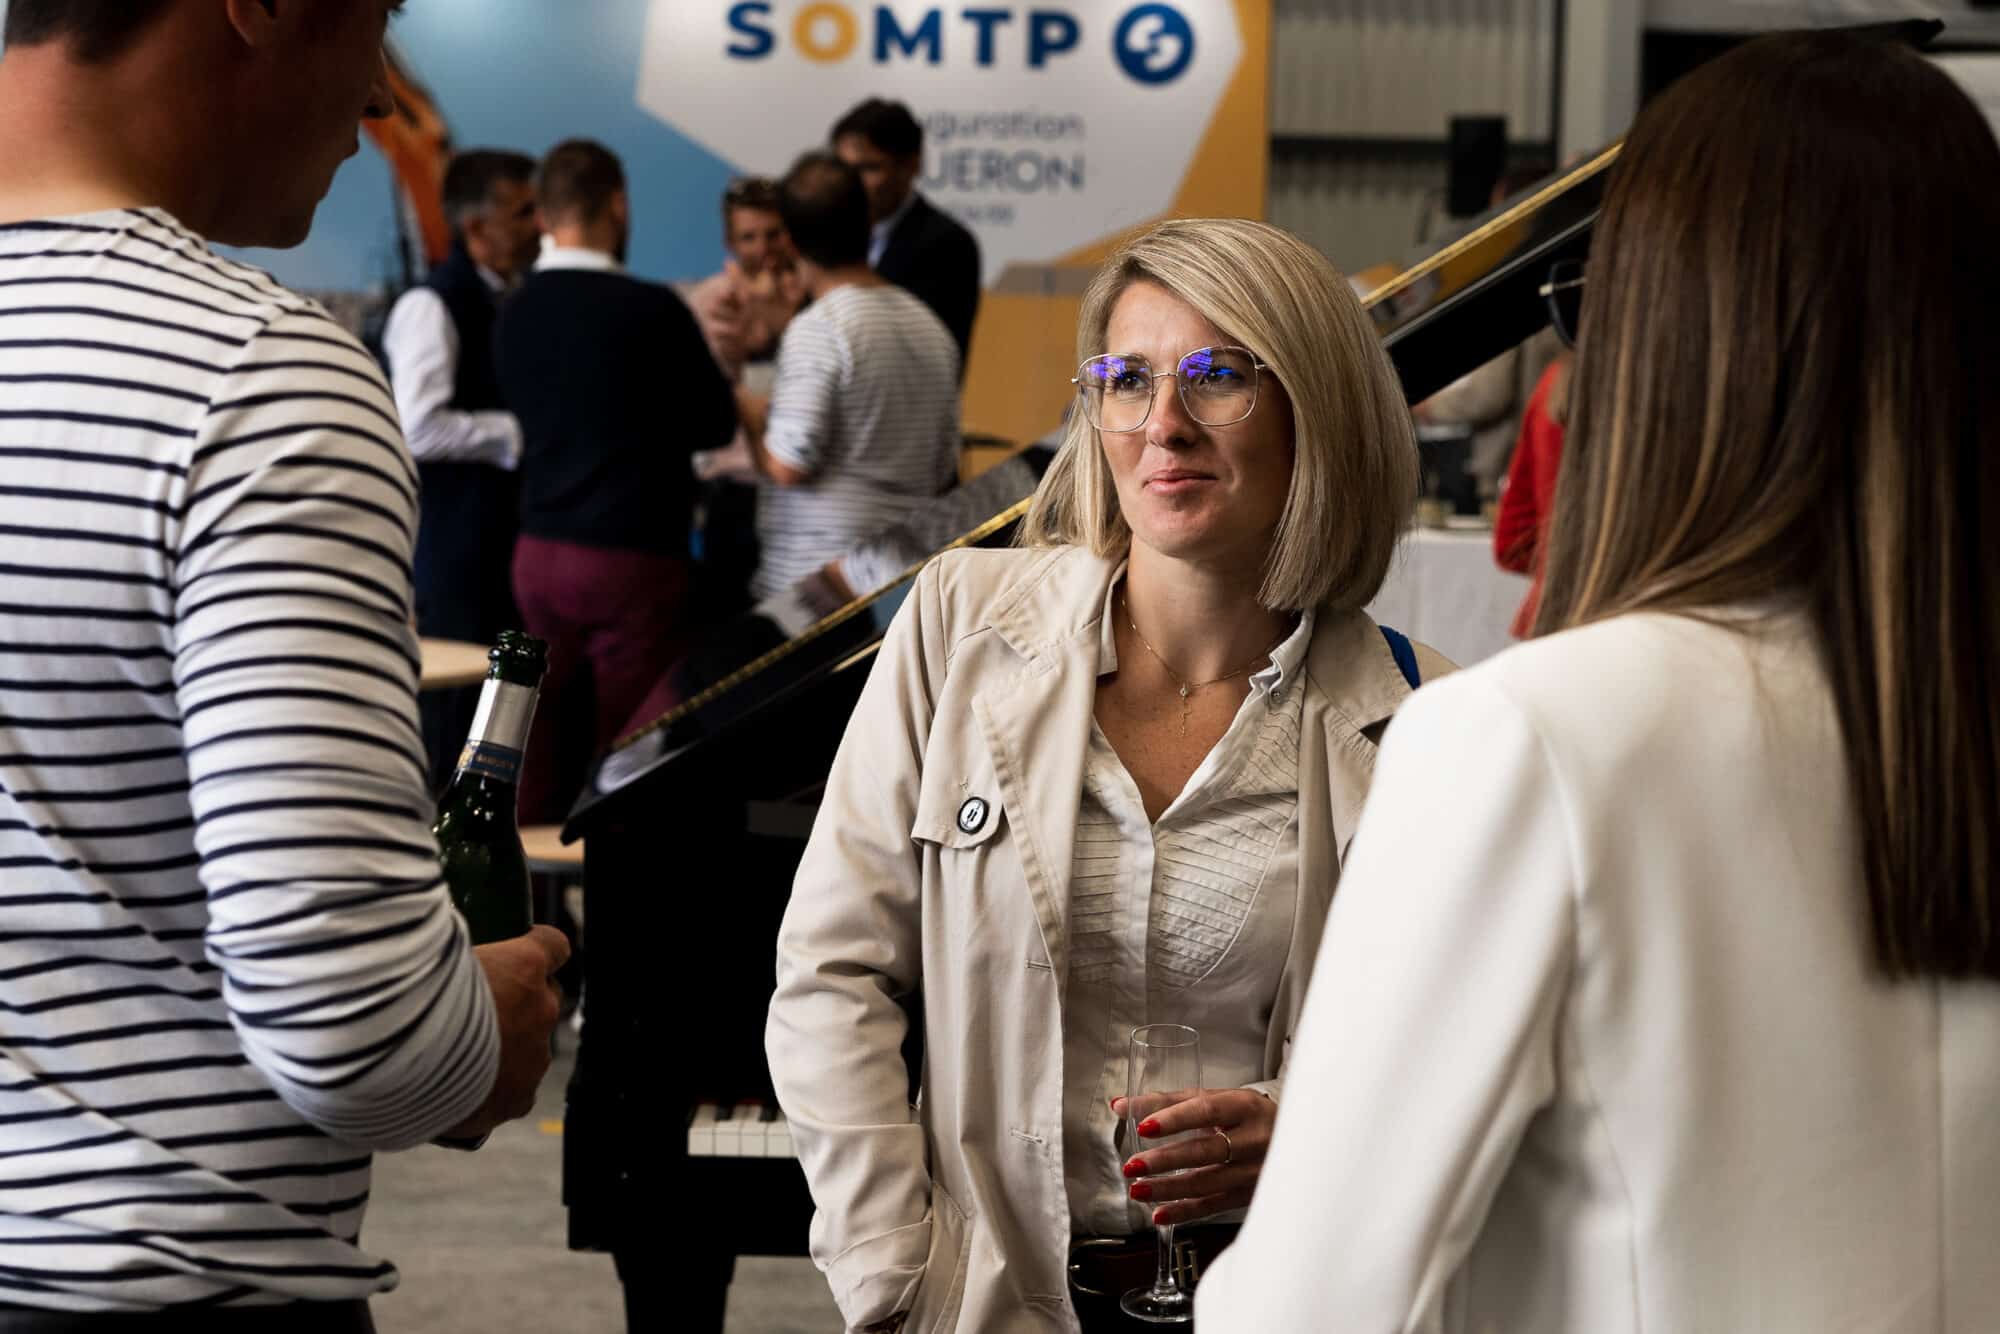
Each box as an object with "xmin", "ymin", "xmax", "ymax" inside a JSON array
[{"xmin": 1113, "ymin": 1088, "xmax": 1278, "ymax": 1227}]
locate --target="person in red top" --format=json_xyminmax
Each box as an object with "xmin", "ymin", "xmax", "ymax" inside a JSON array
[{"xmin": 1492, "ymin": 354, "xmax": 1571, "ymax": 636}]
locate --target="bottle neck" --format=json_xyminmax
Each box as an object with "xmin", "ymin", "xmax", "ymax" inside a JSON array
[{"xmin": 454, "ymin": 676, "xmax": 540, "ymax": 787}]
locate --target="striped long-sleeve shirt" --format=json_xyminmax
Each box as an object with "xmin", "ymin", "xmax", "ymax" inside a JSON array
[
  {"xmin": 0, "ymin": 209, "xmax": 498, "ymax": 1311},
  {"xmin": 751, "ymin": 284, "xmax": 961, "ymax": 601}
]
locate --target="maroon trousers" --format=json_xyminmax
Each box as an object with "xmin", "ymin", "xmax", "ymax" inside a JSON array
[{"xmin": 511, "ymin": 535, "xmax": 692, "ymax": 824}]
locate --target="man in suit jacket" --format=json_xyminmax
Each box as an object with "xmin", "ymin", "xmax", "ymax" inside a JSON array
[{"xmin": 831, "ymin": 98, "xmax": 981, "ymax": 363}]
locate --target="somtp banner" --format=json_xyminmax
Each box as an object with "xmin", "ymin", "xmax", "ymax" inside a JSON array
[{"xmin": 635, "ymin": 1, "xmax": 1273, "ymax": 442}]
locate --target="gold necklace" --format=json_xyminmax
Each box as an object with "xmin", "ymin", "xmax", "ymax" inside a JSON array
[{"xmin": 1121, "ymin": 591, "xmax": 1290, "ymax": 736}]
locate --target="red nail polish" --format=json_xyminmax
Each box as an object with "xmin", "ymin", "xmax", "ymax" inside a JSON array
[
  {"xmin": 1122, "ymin": 1159, "xmax": 1147, "ymax": 1179},
  {"xmin": 1138, "ymin": 1118, "xmax": 1161, "ymax": 1137},
  {"xmin": 1129, "ymin": 1181, "xmax": 1153, "ymax": 1201},
  {"xmin": 1152, "ymin": 1207, "xmax": 1168, "ymax": 1226}
]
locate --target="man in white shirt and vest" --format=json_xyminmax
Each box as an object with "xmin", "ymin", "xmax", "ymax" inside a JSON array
[
  {"xmin": 381, "ymin": 150, "xmax": 541, "ymax": 782},
  {"xmin": 382, "ymin": 152, "xmax": 540, "ymax": 644}
]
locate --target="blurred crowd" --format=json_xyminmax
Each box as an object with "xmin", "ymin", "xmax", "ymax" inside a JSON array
[{"xmin": 381, "ymin": 99, "xmax": 990, "ymax": 819}]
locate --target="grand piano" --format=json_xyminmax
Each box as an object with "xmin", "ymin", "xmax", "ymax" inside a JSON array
[{"xmin": 560, "ymin": 146, "xmax": 1615, "ymax": 1331}]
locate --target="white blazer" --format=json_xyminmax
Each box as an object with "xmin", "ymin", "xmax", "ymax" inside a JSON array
[
  {"xmin": 766, "ymin": 545, "xmax": 1449, "ymax": 1333},
  {"xmin": 1198, "ymin": 609, "xmax": 2000, "ymax": 1333}
]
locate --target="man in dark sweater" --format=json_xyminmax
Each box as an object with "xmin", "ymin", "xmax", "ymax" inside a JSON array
[
  {"xmin": 495, "ymin": 139, "xmax": 736, "ymax": 821},
  {"xmin": 832, "ymin": 98, "xmax": 982, "ymax": 363}
]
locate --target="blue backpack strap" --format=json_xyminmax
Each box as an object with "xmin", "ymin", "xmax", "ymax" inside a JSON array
[{"xmin": 1379, "ymin": 625, "xmax": 1421, "ymax": 690}]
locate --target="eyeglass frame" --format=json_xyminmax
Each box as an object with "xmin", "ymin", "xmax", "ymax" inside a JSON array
[
  {"xmin": 1540, "ymin": 260, "xmax": 1586, "ymax": 349},
  {"xmin": 1069, "ymin": 345, "xmax": 1273, "ymax": 433}
]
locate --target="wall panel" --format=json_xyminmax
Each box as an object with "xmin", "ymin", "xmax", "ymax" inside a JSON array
[
  {"xmin": 1272, "ymin": 0, "xmax": 1559, "ymax": 140},
  {"xmin": 1268, "ymin": 0, "xmax": 1561, "ymax": 273}
]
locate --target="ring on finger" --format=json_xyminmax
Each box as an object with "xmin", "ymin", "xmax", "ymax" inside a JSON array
[{"xmin": 1214, "ymin": 1127, "xmax": 1233, "ymax": 1166}]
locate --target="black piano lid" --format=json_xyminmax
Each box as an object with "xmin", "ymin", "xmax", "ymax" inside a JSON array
[
  {"xmin": 562, "ymin": 145, "xmax": 1620, "ymax": 841},
  {"xmin": 571, "ymin": 494, "xmax": 1031, "ymax": 829}
]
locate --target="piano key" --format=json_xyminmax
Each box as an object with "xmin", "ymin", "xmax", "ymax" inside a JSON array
[
  {"xmin": 687, "ymin": 1102, "xmax": 720, "ymax": 1157},
  {"xmin": 683, "ymin": 1099, "xmax": 804, "ymax": 1160},
  {"xmin": 714, "ymin": 1100, "xmax": 757, "ymax": 1158},
  {"xmin": 742, "ymin": 1100, "xmax": 773, "ymax": 1156},
  {"xmin": 753, "ymin": 1102, "xmax": 781, "ymax": 1158}
]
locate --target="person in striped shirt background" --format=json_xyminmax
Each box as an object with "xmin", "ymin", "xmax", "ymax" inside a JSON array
[
  {"xmin": 735, "ymin": 152, "xmax": 963, "ymax": 606},
  {"xmin": 0, "ymin": 2, "xmax": 569, "ymax": 1328}
]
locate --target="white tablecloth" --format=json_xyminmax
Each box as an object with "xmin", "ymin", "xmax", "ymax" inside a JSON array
[{"xmin": 1365, "ymin": 528, "xmax": 1530, "ymax": 668}]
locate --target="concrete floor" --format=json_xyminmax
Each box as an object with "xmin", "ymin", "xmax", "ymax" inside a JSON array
[{"xmin": 362, "ymin": 1046, "xmax": 842, "ymax": 1334}]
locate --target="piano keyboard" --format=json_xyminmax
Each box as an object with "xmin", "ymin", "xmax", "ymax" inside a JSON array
[{"xmin": 687, "ymin": 1100, "xmax": 796, "ymax": 1159}]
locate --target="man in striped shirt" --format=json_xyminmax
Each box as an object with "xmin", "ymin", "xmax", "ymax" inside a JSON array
[
  {"xmin": 0, "ymin": 2, "xmax": 568, "ymax": 1326},
  {"xmin": 740, "ymin": 153, "xmax": 962, "ymax": 604}
]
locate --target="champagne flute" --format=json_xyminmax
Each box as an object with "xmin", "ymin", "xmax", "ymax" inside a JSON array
[{"xmin": 1122, "ymin": 1023, "xmax": 1203, "ymax": 1324}]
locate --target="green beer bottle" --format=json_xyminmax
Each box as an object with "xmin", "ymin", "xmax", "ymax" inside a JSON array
[{"xmin": 433, "ymin": 631, "xmax": 548, "ymax": 944}]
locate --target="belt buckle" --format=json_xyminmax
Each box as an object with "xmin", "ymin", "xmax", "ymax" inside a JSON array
[
  {"xmin": 1173, "ymin": 1237, "xmax": 1203, "ymax": 1288},
  {"xmin": 1066, "ymin": 1234, "xmax": 1207, "ymax": 1300}
]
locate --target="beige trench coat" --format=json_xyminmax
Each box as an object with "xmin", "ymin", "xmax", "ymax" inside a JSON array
[{"xmin": 767, "ymin": 545, "xmax": 1450, "ymax": 1333}]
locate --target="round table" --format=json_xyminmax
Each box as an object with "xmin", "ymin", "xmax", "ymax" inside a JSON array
[
  {"xmin": 520, "ymin": 824, "xmax": 584, "ymax": 876},
  {"xmin": 419, "ymin": 638, "xmax": 490, "ymax": 691},
  {"xmin": 1364, "ymin": 527, "xmax": 1532, "ymax": 667}
]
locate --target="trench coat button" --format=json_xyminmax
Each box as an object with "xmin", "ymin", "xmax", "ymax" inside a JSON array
[{"xmin": 957, "ymin": 796, "xmax": 990, "ymax": 835}]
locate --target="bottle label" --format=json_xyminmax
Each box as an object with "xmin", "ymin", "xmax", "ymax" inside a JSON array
[
  {"xmin": 457, "ymin": 740, "xmax": 524, "ymax": 785},
  {"xmin": 456, "ymin": 680, "xmax": 539, "ymax": 785}
]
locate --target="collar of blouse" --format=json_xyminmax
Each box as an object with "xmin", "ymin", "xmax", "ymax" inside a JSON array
[{"xmin": 979, "ymin": 546, "xmax": 1416, "ymax": 738}]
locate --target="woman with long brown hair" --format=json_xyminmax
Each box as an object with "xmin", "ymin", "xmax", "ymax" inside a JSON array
[{"xmin": 1199, "ymin": 29, "xmax": 2000, "ymax": 1331}]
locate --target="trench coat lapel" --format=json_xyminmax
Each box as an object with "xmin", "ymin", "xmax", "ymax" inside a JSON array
[
  {"xmin": 966, "ymin": 547, "xmax": 1120, "ymax": 994},
  {"xmin": 1302, "ymin": 606, "xmax": 1429, "ymax": 849}
]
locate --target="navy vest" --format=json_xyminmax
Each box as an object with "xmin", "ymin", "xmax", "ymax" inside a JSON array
[
  {"xmin": 411, "ymin": 243, "xmax": 521, "ymax": 644},
  {"xmin": 424, "ymin": 244, "xmax": 505, "ymax": 413}
]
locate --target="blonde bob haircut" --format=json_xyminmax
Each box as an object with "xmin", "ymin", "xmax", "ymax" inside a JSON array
[{"xmin": 1020, "ymin": 217, "xmax": 1416, "ymax": 612}]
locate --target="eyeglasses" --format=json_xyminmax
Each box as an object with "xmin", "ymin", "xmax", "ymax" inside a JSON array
[
  {"xmin": 1071, "ymin": 345, "xmax": 1270, "ymax": 432},
  {"xmin": 1540, "ymin": 260, "xmax": 1586, "ymax": 348}
]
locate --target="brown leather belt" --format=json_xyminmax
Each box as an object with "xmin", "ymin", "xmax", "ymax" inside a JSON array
[{"xmin": 1067, "ymin": 1225, "xmax": 1241, "ymax": 1332}]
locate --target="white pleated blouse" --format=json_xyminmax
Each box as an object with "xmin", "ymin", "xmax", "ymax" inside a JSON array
[{"xmin": 1062, "ymin": 580, "xmax": 1316, "ymax": 1235}]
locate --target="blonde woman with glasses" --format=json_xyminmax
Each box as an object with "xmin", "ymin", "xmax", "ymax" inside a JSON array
[
  {"xmin": 1200, "ymin": 30, "xmax": 2000, "ymax": 1333},
  {"xmin": 767, "ymin": 217, "xmax": 1448, "ymax": 1333}
]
